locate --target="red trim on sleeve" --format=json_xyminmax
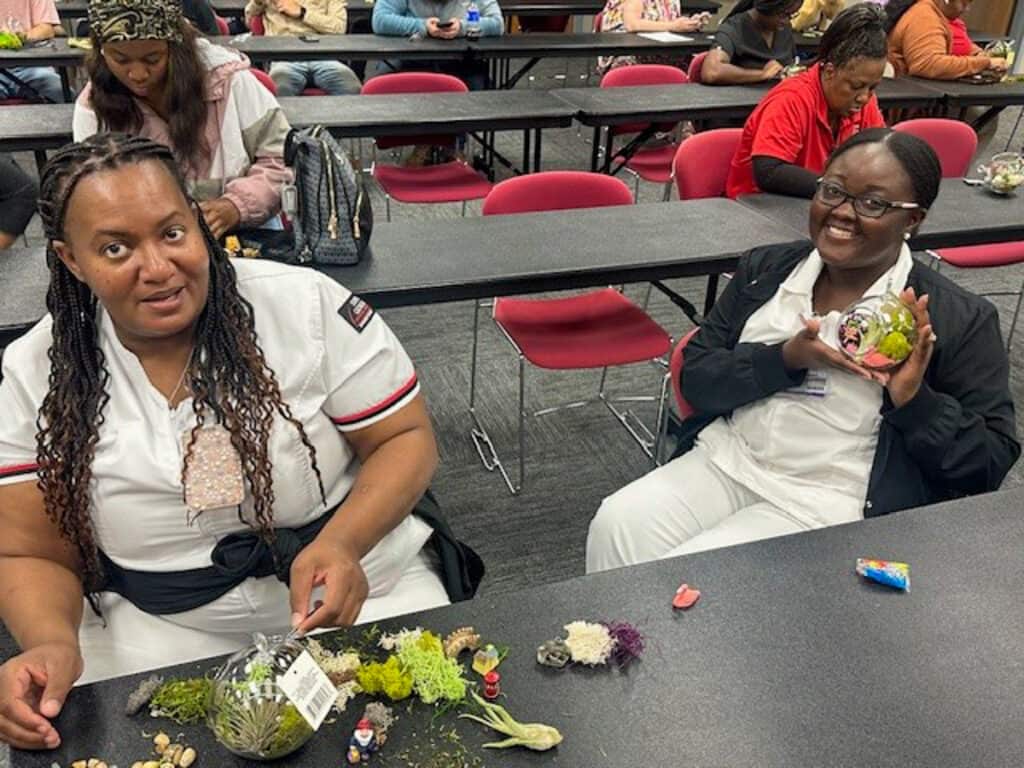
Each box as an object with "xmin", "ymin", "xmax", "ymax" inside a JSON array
[
  {"xmin": 0, "ymin": 462, "xmax": 38, "ymax": 479},
  {"xmin": 331, "ymin": 373, "xmax": 419, "ymax": 428}
]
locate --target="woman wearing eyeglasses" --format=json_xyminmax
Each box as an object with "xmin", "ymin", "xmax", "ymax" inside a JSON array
[{"xmin": 586, "ymin": 128, "xmax": 1019, "ymax": 572}]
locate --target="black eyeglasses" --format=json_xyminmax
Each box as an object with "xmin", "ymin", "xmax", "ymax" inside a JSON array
[{"xmin": 814, "ymin": 179, "xmax": 922, "ymax": 219}]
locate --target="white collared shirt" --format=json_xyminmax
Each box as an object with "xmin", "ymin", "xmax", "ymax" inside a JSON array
[
  {"xmin": 0, "ymin": 259, "xmax": 431, "ymax": 618},
  {"xmin": 696, "ymin": 245, "xmax": 914, "ymax": 527}
]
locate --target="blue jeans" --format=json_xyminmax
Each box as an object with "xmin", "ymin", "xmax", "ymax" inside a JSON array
[
  {"xmin": 269, "ymin": 60, "xmax": 361, "ymax": 96},
  {"xmin": 0, "ymin": 66, "xmax": 65, "ymax": 103}
]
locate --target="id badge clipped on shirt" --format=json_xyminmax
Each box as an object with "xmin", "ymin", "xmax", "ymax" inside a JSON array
[
  {"xmin": 181, "ymin": 425, "xmax": 245, "ymax": 516},
  {"xmin": 788, "ymin": 368, "xmax": 829, "ymax": 398}
]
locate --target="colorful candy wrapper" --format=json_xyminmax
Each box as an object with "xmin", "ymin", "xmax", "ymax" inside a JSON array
[{"xmin": 856, "ymin": 558, "xmax": 910, "ymax": 592}]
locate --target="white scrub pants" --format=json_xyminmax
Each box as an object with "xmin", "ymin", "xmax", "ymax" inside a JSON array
[
  {"xmin": 586, "ymin": 444, "xmax": 817, "ymax": 573},
  {"xmin": 77, "ymin": 551, "xmax": 448, "ymax": 684}
]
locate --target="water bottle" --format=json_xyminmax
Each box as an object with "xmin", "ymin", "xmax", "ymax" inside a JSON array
[{"xmin": 465, "ymin": 1, "xmax": 481, "ymax": 38}]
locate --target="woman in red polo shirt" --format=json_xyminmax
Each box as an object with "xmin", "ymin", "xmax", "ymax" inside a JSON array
[{"xmin": 726, "ymin": 3, "xmax": 889, "ymax": 199}]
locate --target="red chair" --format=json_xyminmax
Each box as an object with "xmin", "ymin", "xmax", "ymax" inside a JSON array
[
  {"xmin": 654, "ymin": 327, "xmax": 699, "ymax": 462},
  {"xmin": 249, "ymin": 15, "xmax": 328, "ymax": 95},
  {"xmin": 894, "ymin": 118, "xmax": 1024, "ymax": 348},
  {"xmin": 248, "ymin": 67, "xmax": 277, "ymax": 94},
  {"xmin": 361, "ymin": 72, "xmax": 492, "ymax": 221},
  {"xmin": 470, "ymin": 172, "xmax": 672, "ymax": 493},
  {"xmin": 599, "ymin": 64, "xmax": 690, "ymax": 200},
  {"xmin": 215, "ymin": 15, "xmax": 230, "ymax": 35},
  {"xmin": 687, "ymin": 51, "xmax": 707, "ymax": 84},
  {"xmin": 672, "ymin": 127, "xmax": 742, "ymax": 200}
]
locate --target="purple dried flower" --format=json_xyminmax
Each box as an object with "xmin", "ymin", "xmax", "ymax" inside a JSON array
[{"xmin": 601, "ymin": 621, "xmax": 645, "ymax": 668}]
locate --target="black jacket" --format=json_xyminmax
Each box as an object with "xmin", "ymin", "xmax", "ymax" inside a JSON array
[{"xmin": 673, "ymin": 242, "xmax": 1020, "ymax": 518}]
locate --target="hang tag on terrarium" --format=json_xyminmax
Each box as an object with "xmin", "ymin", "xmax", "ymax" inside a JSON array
[
  {"xmin": 181, "ymin": 425, "xmax": 245, "ymax": 514},
  {"xmin": 276, "ymin": 649, "xmax": 337, "ymax": 730}
]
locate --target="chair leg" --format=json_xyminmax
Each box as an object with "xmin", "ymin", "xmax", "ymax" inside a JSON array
[
  {"xmin": 651, "ymin": 371, "xmax": 671, "ymax": 466},
  {"xmin": 661, "ymin": 180, "xmax": 673, "ymax": 202},
  {"xmin": 469, "ymin": 299, "xmax": 483, "ymax": 410},
  {"xmin": 633, "ymin": 174, "xmax": 640, "ymax": 201},
  {"xmin": 385, "ymin": 195, "xmax": 392, "ymax": 223},
  {"xmin": 1007, "ymin": 276, "xmax": 1024, "ymax": 351},
  {"xmin": 461, "ymin": 200, "xmax": 468, "ymax": 217}
]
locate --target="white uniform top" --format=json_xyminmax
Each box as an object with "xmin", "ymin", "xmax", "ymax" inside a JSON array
[
  {"xmin": 696, "ymin": 245, "xmax": 914, "ymax": 527},
  {"xmin": 0, "ymin": 259, "xmax": 433, "ymax": 612}
]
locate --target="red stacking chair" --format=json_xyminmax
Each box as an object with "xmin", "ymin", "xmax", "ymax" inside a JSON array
[
  {"xmin": 651, "ymin": 327, "xmax": 701, "ymax": 462},
  {"xmin": 215, "ymin": 15, "xmax": 230, "ymax": 35},
  {"xmin": 248, "ymin": 67, "xmax": 277, "ymax": 94},
  {"xmin": 894, "ymin": 118, "xmax": 1024, "ymax": 348},
  {"xmin": 599, "ymin": 64, "xmax": 691, "ymax": 200},
  {"xmin": 361, "ymin": 72, "xmax": 492, "ymax": 221},
  {"xmin": 470, "ymin": 171, "xmax": 672, "ymax": 494},
  {"xmin": 249, "ymin": 15, "xmax": 327, "ymax": 95},
  {"xmin": 687, "ymin": 51, "xmax": 707, "ymax": 84},
  {"xmin": 672, "ymin": 127, "xmax": 742, "ymax": 200}
]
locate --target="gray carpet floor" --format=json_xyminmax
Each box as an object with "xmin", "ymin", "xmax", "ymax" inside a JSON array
[{"xmin": 2, "ymin": 56, "xmax": 1023, "ymax": 665}]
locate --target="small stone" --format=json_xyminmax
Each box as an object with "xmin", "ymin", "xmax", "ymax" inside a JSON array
[
  {"xmin": 178, "ymin": 748, "xmax": 197, "ymax": 768},
  {"xmin": 143, "ymin": 762, "xmax": 161, "ymax": 768},
  {"xmin": 71, "ymin": 762, "xmax": 87, "ymax": 768},
  {"xmin": 132, "ymin": 763, "xmax": 144, "ymax": 768},
  {"xmin": 153, "ymin": 733, "xmax": 170, "ymax": 754},
  {"xmin": 536, "ymin": 638, "xmax": 572, "ymax": 668},
  {"xmin": 87, "ymin": 760, "xmax": 100, "ymax": 768}
]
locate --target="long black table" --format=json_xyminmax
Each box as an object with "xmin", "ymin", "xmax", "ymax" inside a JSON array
[
  {"xmin": 906, "ymin": 76, "xmax": 1024, "ymax": 133},
  {"xmin": 555, "ymin": 79, "xmax": 944, "ymax": 171},
  {"xmin": 8, "ymin": 485, "xmax": 1024, "ymax": 766},
  {"xmin": 0, "ymin": 90, "xmax": 573, "ymax": 173},
  {"xmin": 737, "ymin": 177, "xmax": 1024, "ymax": 252},
  {"xmin": 0, "ymin": 199, "xmax": 803, "ymax": 346}
]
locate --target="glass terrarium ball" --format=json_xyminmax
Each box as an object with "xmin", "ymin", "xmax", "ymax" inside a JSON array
[
  {"xmin": 837, "ymin": 293, "xmax": 917, "ymax": 371},
  {"xmin": 207, "ymin": 633, "xmax": 315, "ymax": 760}
]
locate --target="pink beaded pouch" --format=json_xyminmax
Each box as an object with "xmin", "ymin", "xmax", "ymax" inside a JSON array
[{"xmin": 182, "ymin": 425, "xmax": 245, "ymax": 516}]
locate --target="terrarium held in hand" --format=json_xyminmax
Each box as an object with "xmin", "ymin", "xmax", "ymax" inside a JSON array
[
  {"xmin": 837, "ymin": 293, "xmax": 917, "ymax": 370},
  {"xmin": 208, "ymin": 633, "xmax": 316, "ymax": 760}
]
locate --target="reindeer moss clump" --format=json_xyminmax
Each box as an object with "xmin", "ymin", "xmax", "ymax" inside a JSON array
[
  {"xmin": 149, "ymin": 678, "xmax": 213, "ymax": 724},
  {"xmin": 356, "ymin": 656, "xmax": 414, "ymax": 701}
]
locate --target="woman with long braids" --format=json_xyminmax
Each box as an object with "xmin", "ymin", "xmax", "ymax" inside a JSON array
[
  {"xmin": 0, "ymin": 134, "xmax": 468, "ymax": 750},
  {"xmin": 72, "ymin": 0, "xmax": 292, "ymax": 238},
  {"xmin": 725, "ymin": 3, "xmax": 889, "ymax": 198},
  {"xmin": 700, "ymin": 0, "xmax": 801, "ymax": 85}
]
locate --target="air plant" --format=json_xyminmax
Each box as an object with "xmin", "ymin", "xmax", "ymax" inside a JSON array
[
  {"xmin": 459, "ymin": 692, "xmax": 563, "ymax": 752},
  {"xmin": 208, "ymin": 680, "xmax": 312, "ymax": 759}
]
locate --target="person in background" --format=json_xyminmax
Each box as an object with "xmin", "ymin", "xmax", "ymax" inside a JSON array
[
  {"xmin": 886, "ymin": 0, "xmax": 1005, "ymax": 79},
  {"xmin": 72, "ymin": 0, "xmax": 292, "ymax": 238},
  {"xmin": 587, "ymin": 129, "xmax": 1019, "ymax": 573},
  {"xmin": 701, "ymin": 0, "xmax": 799, "ymax": 84},
  {"xmin": 370, "ymin": 0, "xmax": 503, "ymax": 90},
  {"xmin": 946, "ymin": 16, "xmax": 976, "ymax": 56},
  {"xmin": 0, "ymin": 135, "xmax": 467, "ymax": 750},
  {"xmin": 181, "ymin": 0, "xmax": 220, "ymax": 36},
  {"xmin": 0, "ymin": 0, "xmax": 66, "ymax": 102},
  {"xmin": 244, "ymin": 0, "xmax": 362, "ymax": 95},
  {"xmin": 596, "ymin": 0, "xmax": 711, "ymax": 74},
  {"xmin": 0, "ymin": 155, "xmax": 36, "ymax": 249},
  {"xmin": 725, "ymin": 3, "xmax": 887, "ymax": 198},
  {"xmin": 790, "ymin": 0, "xmax": 841, "ymax": 33}
]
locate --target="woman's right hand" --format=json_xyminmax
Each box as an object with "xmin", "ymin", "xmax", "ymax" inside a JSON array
[
  {"xmin": 0, "ymin": 643, "xmax": 82, "ymax": 749},
  {"xmin": 670, "ymin": 15, "xmax": 704, "ymax": 32},
  {"xmin": 985, "ymin": 57, "xmax": 1009, "ymax": 72},
  {"xmin": 761, "ymin": 59, "xmax": 785, "ymax": 80},
  {"xmin": 782, "ymin": 316, "xmax": 878, "ymax": 381}
]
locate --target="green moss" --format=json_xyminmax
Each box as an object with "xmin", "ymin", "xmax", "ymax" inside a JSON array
[
  {"xmin": 877, "ymin": 331, "xmax": 913, "ymax": 362},
  {"xmin": 0, "ymin": 32, "xmax": 22, "ymax": 50},
  {"xmin": 270, "ymin": 703, "xmax": 312, "ymax": 752},
  {"xmin": 397, "ymin": 631, "xmax": 467, "ymax": 705},
  {"xmin": 149, "ymin": 678, "xmax": 213, "ymax": 724},
  {"xmin": 356, "ymin": 656, "xmax": 414, "ymax": 701}
]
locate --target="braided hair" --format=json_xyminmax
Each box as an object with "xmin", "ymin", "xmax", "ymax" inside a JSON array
[
  {"xmin": 725, "ymin": 0, "xmax": 798, "ymax": 22},
  {"xmin": 36, "ymin": 133, "xmax": 324, "ymax": 600},
  {"xmin": 817, "ymin": 2, "xmax": 888, "ymax": 68}
]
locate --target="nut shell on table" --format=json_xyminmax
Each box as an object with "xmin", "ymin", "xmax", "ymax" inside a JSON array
[
  {"xmin": 443, "ymin": 626, "xmax": 481, "ymax": 658},
  {"xmin": 536, "ymin": 638, "xmax": 572, "ymax": 668}
]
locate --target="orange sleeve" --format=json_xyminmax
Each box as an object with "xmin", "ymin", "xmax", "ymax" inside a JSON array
[
  {"xmin": 900, "ymin": 10, "xmax": 988, "ymax": 79},
  {"xmin": 749, "ymin": 91, "xmax": 810, "ymax": 164}
]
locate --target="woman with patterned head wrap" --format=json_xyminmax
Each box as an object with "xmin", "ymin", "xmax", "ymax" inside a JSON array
[{"xmin": 72, "ymin": 0, "xmax": 293, "ymax": 237}]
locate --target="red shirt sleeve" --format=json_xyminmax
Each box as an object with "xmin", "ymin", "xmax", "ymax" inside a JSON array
[
  {"xmin": 861, "ymin": 95, "xmax": 885, "ymax": 130},
  {"xmin": 749, "ymin": 91, "xmax": 812, "ymax": 165}
]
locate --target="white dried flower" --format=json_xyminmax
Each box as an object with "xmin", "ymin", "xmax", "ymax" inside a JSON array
[
  {"xmin": 378, "ymin": 627, "xmax": 422, "ymax": 651},
  {"xmin": 563, "ymin": 621, "xmax": 614, "ymax": 666},
  {"xmin": 334, "ymin": 680, "xmax": 360, "ymax": 712}
]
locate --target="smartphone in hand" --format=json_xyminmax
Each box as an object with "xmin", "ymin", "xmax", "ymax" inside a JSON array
[{"xmin": 437, "ymin": 19, "xmax": 455, "ymax": 28}]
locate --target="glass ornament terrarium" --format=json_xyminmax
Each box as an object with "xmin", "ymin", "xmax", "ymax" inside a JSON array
[
  {"xmin": 207, "ymin": 633, "xmax": 315, "ymax": 760},
  {"xmin": 837, "ymin": 292, "xmax": 917, "ymax": 370}
]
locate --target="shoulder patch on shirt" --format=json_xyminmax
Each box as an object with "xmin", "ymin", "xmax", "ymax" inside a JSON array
[{"xmin": 339, "ymin": 294, "xmax": 374, "ymax": 333}]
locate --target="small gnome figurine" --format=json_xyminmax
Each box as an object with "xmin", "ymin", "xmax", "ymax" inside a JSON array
[{"xmin": 347, "ymin": 718, "xmax": 378, "ymax": 764}]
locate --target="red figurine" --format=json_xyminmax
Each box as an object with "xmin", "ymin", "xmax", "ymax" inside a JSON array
[{"xmin": 483, "ymin": 670, "xmax": 501, "ymax": 700}]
